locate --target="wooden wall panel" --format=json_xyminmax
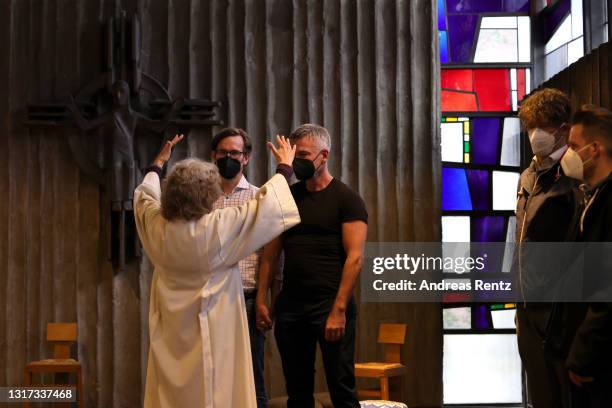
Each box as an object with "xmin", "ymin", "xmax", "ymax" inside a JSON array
[
  {"xmin": 0, "ymin": 1, "xmax": 442, "ymax": 406},
  {"xmin": 541, "ymin": 41, "xmax": 612, "ymax": 112}
]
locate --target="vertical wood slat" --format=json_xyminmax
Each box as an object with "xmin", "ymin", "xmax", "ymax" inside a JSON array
[
  {"xmin": 227, "ymin": 0, "xmax": 247, "ymax": 128},
  {"xmin": 244, "ymin": 0, "xmax": 268, "ymax": 186},
  {"xmin": 291, "ymin": 0, "xmax": 308, "ymax": 129},
  {"xmin": 54, "ymin": 0, "xmax": 80, "ymax": 325},
  {"xmin": 322, "ymin": 0, "xmax": 341, "ymax": 178},
  {"xmin": 306, "ymin": 0, "xmax": 324, "ymax": 125},
  {"xmin": 339, "ymin": 0, "xmax": 358, "ymax": 189},
  {"xmin": 600, "ymin": 44, "xmax": 611, "ymax": 109},
  {"xmin": 0, "ymin": 0, "xmax": 12, "ymax": 388},
  {"xmin": 396, "ymin": 0, "xmax": 414, "ymax": 242},
  {"xmin": 265, "ymin": 0, "xmax": 293, "ymax": 175},
  {"xmin": 96, "ymin": 4, "xmax": 117, "ymax": 405},
  {"xmin": 168, "ymin": 0, "xmax": 191, "ymax": 98},
  {"xmin": 357, "ymin": 0, "xmax": 378, "ymax": 242},
  {"xmin": 211, "ymin": 0, "xmax": 229, "ymax": 123},
  {"xmin": 75, "ymin": 2, "xmax": 102, "ymax": 406},
  {"xmin": 375, "ymin": 0, "xmax": 398, "ymax": 241},
  {"xmin": 6, "ymin": 0, "xmax": 30, "ymax": 387}
]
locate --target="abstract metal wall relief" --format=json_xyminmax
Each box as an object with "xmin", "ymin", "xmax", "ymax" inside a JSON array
[{"xmin": 25, "ymin": 12, "xmax": 223, "ymax": 269}]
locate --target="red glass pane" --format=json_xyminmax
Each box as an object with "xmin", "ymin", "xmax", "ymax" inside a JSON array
[
  {"xmin": 517, "ymin": 69, "xmax": 526, "ymax": 101},
  {"xmin": 442, "ymin": 69, "xmax": 473, "ymax": 92},
  {"xmin": 442, "ymin": 90, "xmax": 479, "ymax": 112},
  {"xmin": 474, "ymin": 69, "xmax": 511, "ymax": 111}
]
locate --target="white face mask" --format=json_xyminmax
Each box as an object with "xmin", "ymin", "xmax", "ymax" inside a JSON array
[
  {"xmin": 528, "ymin": 128, "xmax": 557, "ymax": 157},
  {"xmin": 560, "ymin": 143, "xmax": 594, "ymax": 181}
]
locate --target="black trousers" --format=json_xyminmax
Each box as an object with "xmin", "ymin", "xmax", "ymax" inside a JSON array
[
  {"xmin": 274, "ymin": 304, "xmax": 359, "ymax": 408},
  {"xmin": 517, "ymin": 305, "xmax": 581, "ymax": 408}
]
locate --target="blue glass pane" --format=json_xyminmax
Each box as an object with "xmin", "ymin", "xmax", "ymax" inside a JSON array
[
  {"xmin": 466, "ymin": 169, "xmax": 490, "ymax": 211},
  {"xmin": 503, "ymin": 0, "xmax": 530, "ymax": 12},
  {"xmin": 474, "ymin": 305, "xmax": 491, "ymax": 330},
  {"xmin": 446, "ymin": 0, "xmax": 504, "ymax": 13},
  {"xmin": 472, "ymin": 118, "xmax": 501, "ymax": 165},
  {"xmin": 544, "ymin": 0, "xmax": 571, "ymax": 41},
  {"xmin": 442, "ymin": 167, "xmax": 473, "ymax": 211},
  {"xmin": 472, "ymin": 216, "xmax": 506, "ymax": 242},
  {"xmin": 448, "ymin": 15, "xmax": 479, "ymax": 63},
  {"xmin": 440, "ymin": 31, "xmax": 450, "ymax": 63},
  {"xmin": 438, "ymin": 0, "xmax": 447, "ymax": 30}
]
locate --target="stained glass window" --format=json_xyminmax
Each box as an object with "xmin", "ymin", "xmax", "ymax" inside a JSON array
[
  {"xmin": 443, "ymin": 307, "xmax": 472, "ymax": 329},
  {"xmin": 543, "ymin": 0, "xmax": 585, "ymax": 81},
  {"xmin": 443, "ymin": 334, "xmax": 523, "ymax": 404},
  {"xmin": 492, "ymin": 171, "xmax": 520, "ymax": 210},
  {"xmin": 588, "ymin": 0, "xmax": 609, "ymax": 50},
  {"xmin": 442, "ymin": 216, "xmax": 471, "ymax": 242},
  {"xmin": 474, "ymin": 16, "xmax": 531, "ymax": 63},
  {"xmin": 442, "ymin": 68, "xmax": 530, "ymax": 112},
  {"xmin": 439, "ymin": 1, "xmax": 528, "ymax": 403}
]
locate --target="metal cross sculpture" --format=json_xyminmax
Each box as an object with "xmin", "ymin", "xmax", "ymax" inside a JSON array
[{"xmin": 25, "ymin": 12, "xmax": 222, "ymax": 269}]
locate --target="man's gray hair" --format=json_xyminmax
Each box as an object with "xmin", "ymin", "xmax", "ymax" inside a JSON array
[
  {"xmin": 161, "ymin": 158, "xmax": 222, "ymax": 221},
  {"xmin": 289, "ymin": 123, "xmax": 331, "ymax": 150}
]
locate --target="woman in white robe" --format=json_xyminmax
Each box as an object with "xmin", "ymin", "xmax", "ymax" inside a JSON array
[{"xmin": 134, "ymin": 135, "xmax": 300, "ymax": 408}]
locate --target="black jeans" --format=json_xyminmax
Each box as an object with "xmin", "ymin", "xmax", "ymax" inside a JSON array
[
  {"xmin": 245, "ymin": 292, "xmax": 268, "ymax": 408},
  {"xmin": 274, "ymin": 297, "xmax": 359, "ymax": 408},
  {"xmin": 517, "ymin": 305, "xmax": 581, "ymax": 408}
]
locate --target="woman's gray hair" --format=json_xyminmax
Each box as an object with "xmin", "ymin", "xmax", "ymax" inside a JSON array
[
  {"xmin": 161, "ymin": 158, "xmax": 222, "ymax": 222},
  {"xmin": 289, "ymin": 123, "xmax": 331, "ymax": 150}
]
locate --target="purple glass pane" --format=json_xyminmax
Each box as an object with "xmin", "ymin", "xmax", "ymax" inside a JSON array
[
  {"xmin": 438, "ymin": 0, "xmax": 447, "ymax": 30},
  {"xmin": 472, "ymin": 216, "xmax": 506, "ymax": 242},
  {"xmin": 447, "ymin": 14, "xmax": 479, "ymax": 63},
  {"xmin": 544, "ymin": 0, "xmax": 571, "ymax": 41},
  {"xmin": 465, "ymin": 169, "xmax": 490, "ymax": 211},
  {"xmin": 474, "ymin": 305, "xmax": 491, "ymax": 330},
  {"xmin": 446, "ymin": 0, "xmax": 503, "ymax": 13},
  {"xmin": 472, "ymin": 117, "xmax": 501, "ymax": 165},
  {"xmin": 503, "ymin": 0, "xmax": 530, "ymax": 12}
]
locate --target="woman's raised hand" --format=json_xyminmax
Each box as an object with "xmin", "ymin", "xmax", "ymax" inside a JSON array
[{"xmin": 154, "ymin": 134, "xmax": 184, "ymax": 167}]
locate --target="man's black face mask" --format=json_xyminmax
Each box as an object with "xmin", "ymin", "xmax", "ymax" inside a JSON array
[
  {"xmin": 293, "ymin": 151, "xmax": 323, "ymax": 181},
  {"xmin": 216, "ymin": 157, "xmax": 242, "ymax": 179}
]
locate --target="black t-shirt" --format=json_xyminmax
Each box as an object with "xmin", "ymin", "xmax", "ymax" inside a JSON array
[{"xmin": 279, "ymin": 178, "xmax": 368, "ymax": 310}]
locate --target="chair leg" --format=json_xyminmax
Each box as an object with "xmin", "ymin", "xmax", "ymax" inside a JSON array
[{"xmin": 380, "ymin": 377, "xmax": 390, "ymax": 400}]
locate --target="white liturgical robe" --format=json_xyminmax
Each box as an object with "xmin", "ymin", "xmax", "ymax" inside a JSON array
[{"xmin": 134, "ymin": 171, "xmax": 300, "ymax": 408}]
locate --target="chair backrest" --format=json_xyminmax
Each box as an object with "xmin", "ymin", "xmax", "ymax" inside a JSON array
[
  {"xmin": 378, "ymin": 323, "xmax": 406, "ymax": 364},
  {"xmin": 47, "ymin": 323, "xmax": 77, "ymax": 359}
]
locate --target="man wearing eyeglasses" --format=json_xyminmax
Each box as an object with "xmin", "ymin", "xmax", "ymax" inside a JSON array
[{"xmin": 210, "ymin": 127, "xmax": 274, "ymax": 408}]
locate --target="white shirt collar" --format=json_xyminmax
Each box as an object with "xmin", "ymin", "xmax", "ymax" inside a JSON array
[
  {"xmin": 549, "ymin": 145, "xmax": 568, "ymax": 162},
  {"xmin": 532, "ymin": 145, "xmax": 568, "ymax": 170}
]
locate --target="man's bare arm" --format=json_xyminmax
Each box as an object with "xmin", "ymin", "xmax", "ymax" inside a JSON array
[
  {"xmin": 255, "ymin": 237, "xmax": 282, "ymax": 331},
  {"xmin": 325, "ymin": 220, "xmax": 367, "ymax": 342}
]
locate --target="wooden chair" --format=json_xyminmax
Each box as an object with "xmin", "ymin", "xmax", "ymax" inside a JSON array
[
  {"xmin": 355, "ymin": 323, "xmax": 407, "ymax": 401},
  {"xmin": 24, "ymin": 323, "xmax": 84, "ymax": 408}
]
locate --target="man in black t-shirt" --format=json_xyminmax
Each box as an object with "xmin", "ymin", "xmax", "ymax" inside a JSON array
[{"xmin": 256, "ymin": 124, "xmax": 368, "ymax": 408}]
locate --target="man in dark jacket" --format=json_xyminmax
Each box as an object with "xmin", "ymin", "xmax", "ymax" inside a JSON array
[
  {"xmin": 514, "ymin": 89, "xmax": 582, "ymax": 408},
  {"xmin": 563, "ymin": 105, "xmax": 612, "ymax": 407}
]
